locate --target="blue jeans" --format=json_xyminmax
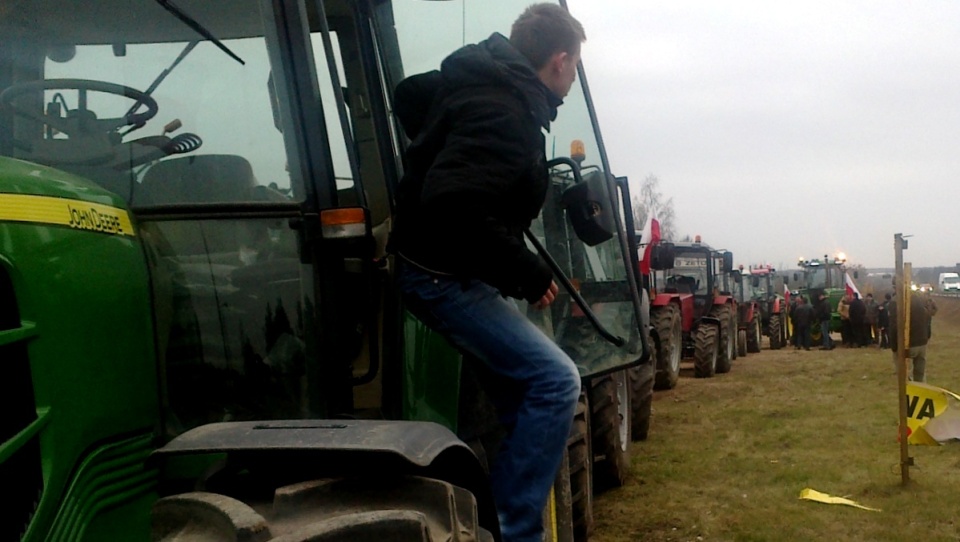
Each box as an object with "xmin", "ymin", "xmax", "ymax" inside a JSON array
[
  {"xmin": 821, "ymin": 320, "xmax": 833, "ymax": 348},
  {"xmin": 396, "ymin": 262, "xmax": 581, "ymax": 542}
]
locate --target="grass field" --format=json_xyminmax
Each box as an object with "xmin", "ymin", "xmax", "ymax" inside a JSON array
[{"xmin": 592, "ymin": 296, "xmax": 960, "ymax": 542}]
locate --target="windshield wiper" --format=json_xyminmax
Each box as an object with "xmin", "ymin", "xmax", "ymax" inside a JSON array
[
  {"xmin": 155, "ymin": 0, "xmax": 245, "ymax": 65},
  {"xmin": 124, "ymin": 41, "xmax": 199, "ymax": 125}
]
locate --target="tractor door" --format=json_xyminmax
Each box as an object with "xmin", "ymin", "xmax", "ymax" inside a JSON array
[
  {"xmin": 383, "ymin": 0, "xmax": 650, "ymax": 394},
  {"xmin": 0, "ymin": 0, "xmax": 407, "ymax": 431}
]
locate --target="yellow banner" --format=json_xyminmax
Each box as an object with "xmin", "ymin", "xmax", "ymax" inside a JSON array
[
  {"xmin": 0, "ymin": 193, "xmax": 135, "ymax": 237},
  {"xmin": 903, "ymin": 382, "xmax": 960, "ymax": 445}
]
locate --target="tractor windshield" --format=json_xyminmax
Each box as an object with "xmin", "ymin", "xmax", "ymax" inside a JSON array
[
  {"xmin": 0, "ymin": 1, "xmax": 373, "ymax": 430},
  {"xmin": 803, "ymin": 265, "xmax": 844, "ymax": 289},
  {"xmin": 662, "ymin": 252, "xmax": 710, "ymax": 296}
]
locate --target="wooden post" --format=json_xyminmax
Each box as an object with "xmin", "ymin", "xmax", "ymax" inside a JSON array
[{"xmin": 894, "ymin": 234, "xmax": 911, "ymax": 485}]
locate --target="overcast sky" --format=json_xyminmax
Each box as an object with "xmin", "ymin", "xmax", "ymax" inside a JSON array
[{"xmin": 565, "ymin": 1, "xmax": 960, "ymax": 270}]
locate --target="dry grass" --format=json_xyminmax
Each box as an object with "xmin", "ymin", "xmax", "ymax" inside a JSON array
[{"xmin": 593, "ymin": 296, "xmax": 960, "ymax": 542}]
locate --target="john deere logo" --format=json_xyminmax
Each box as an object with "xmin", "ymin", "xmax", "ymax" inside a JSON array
[
  {"xmin": 67, "ymin": 204, "xmax": 125, "ymax": 235},
  {"xmin": 0, "ymin": 194, "xmax": 135, "ymax": 237}
]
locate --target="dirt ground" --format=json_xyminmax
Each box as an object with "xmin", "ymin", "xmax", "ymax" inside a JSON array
[{"xmin": 591, "ymin": 295, "xmax": 960, "ymax": 542}]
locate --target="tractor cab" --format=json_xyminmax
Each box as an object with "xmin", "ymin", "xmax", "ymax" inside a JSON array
[{"xmin": 1, "ymin": 1, "xmax": 650, "ymax": 540}]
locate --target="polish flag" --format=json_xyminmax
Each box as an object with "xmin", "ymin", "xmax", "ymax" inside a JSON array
[
  {"xmin": 783, "ymin": 283, "xmax": 790, "ymax": 304},
  {"xmin": 844, "ymin": 272, "xmax": 861, "ymax": 298},
  {"xmin": 638, "ymin": 212, "xmax": 661, "ymax": 275}
]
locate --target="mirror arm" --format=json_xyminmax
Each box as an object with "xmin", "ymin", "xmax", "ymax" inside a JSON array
[
  {"xmin": 546, "ymin": 157, "xmax": 585, "ymax": 184},
  {"xmin": 524, "ymin": 229, "xmax": 625, "ymax": 347}
]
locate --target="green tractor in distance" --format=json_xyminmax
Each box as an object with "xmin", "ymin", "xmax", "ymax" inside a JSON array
[
  {"xmin": 746, "ymin": 266, "xmax": 789, "ymax": 350},
  {"xmin": 794, "ymin": 254, "xmax": 850, "ymax": 344},
  {"xmin": 0, "ymin": 1, "xmax": 653, "ymax": 541}
]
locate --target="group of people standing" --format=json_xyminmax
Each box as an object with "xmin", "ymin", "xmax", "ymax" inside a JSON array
[
  {"xmin": 837, "ymin": 291, "xmax": 887, "ymax": 348},
  {"xmin": 790, "ymin": 291, "xmax": 892, "ymax": 351},
  {"xmin": 787, "ymin": 288, "xmax": 938, "ymax": 383}
]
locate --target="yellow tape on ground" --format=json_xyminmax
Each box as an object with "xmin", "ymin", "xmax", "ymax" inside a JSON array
[
  {"xmin": 799, "ymin": 488, "xmax": 881, "ymax": 512},
  {"xmin": 0, "ymin": 193, "xmax": 135, "ymax": 237}
]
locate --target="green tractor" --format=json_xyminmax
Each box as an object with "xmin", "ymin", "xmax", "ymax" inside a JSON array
[
  {"xmin": 794, "ymin": 254, "xmax": 849, "ymax": 344},
  {"xmin": 0, "ymin": 1, "xmax": 652, "ymax": 541}
]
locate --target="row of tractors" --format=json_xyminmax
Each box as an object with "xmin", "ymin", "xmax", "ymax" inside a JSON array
[{"xmin": 638, "ymin": 238, "xmax": 791, "ymax": 392}]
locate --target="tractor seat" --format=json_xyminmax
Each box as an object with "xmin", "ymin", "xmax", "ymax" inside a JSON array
[
  {"xmin": 135, "ymin": 155, "xmax": 258, "ymax": 258},
  {"xmin": 135, "ymin": 154, "xmax": 257, "ymax": 206}
]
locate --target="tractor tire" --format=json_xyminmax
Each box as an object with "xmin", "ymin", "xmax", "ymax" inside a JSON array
[
  {"xmin": 710, "ymin": 305, "xmax": 733, "ymax": 374},
  {"xmin": 548, "ymin": 447, "xmax": 575, "ymax": 542},
  {"xmin": 628, "ymin": 360, "xmax": 655, "ymax": 441},
  {"xmin": 589, "ymin": 371, "xmax": 631, "ymax": 492},
  {"xmin": 151, "ymin": 475, "xmax": 493, "ymax": 542},
  {"xmin": 737, "ymin": 328, "xmax": 747, "ymax": 357},
  {"xmin": 810, "ymin": 322, "xmax": 823, "ymax": 345},
  {"xmin": 746, "ymin": 317, "xmax": 762, "ymax": 353},
  {"xmin": 693, "ymin": 324, "xmax": 718, "ymax": 378},
  {"xmin": 568, "ymin": 390, "xmax": 593, "ymax": 541},
  {"xmin": 652, "ymin": 304, "xmax": 682, "ymax": 390},
  {"xmin": 769, "ymin": 313, "xmax": 784, "ymax": 350}
]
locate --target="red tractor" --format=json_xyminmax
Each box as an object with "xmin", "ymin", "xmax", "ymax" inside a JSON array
[
  {"xmin": 728, "ymin": 266, "xmax": 762, "ymax": 356},
  {"xmin": 748, "ymin": 266, "xmax": 789, "ymax": 350},
  {"xmin": 648, "ymin": 239, "xmax": 738, "ymax": 383}
]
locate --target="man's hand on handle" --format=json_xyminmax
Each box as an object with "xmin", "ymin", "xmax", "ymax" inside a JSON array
[{"xmin": 533, "ymin": 280, "xmax": 558, "ymax": 310}]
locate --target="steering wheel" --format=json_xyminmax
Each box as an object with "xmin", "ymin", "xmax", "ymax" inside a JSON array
[{"xmin": 0, "ymin": 79, "xmax": 158, "ymax": 137}]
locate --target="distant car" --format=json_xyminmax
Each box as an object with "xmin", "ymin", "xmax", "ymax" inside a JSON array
[{"xmin": 919, "ymin": 283, "xmax": 934, "ymax": 293}]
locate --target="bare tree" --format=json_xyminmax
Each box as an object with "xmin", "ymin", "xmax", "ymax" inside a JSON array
[{"xmin": 629, "ymin": 174, "xmax": 676, "ymax": 242}]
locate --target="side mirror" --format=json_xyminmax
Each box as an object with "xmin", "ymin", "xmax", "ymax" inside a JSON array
[
  {"xmin": 651, "ymin": 242, "xmax": 675, "ymax": 270},
  {"xmin": 722, "ymin": 251, "xmax": 734, "ymax": 273},
  {"xmin": 793, "ymin": 272, "xmax": 799, "ymax": 282},
  {"xmin": 561, "ymin": 171, "xmax": 615, "ymax": 247}
]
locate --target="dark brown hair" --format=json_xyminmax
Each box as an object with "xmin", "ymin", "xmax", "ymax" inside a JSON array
[{"xmin": 510, "ymin": 3, "xmax": 586, "ymax": 69}]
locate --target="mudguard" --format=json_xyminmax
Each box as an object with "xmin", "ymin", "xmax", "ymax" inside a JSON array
[{"xmin": 151, "ymin": 420, "xmax": 498, "ymax": 537}]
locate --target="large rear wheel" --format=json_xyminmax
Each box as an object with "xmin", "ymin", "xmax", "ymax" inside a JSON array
[
  {"xmin": 710, "ymin": 305, "xmax": 733, "ymax": 374},
  {"xmin": 589, "ymin": 371, "xmax": 631, "ymax": 492},
  {"xmin": 769, "ymin": 312, "xmax": 784, "ymax": 350},
  {"xmin": 693, "ymin": 324, "xmax": 718, "ymax": 378},
  {"xmin": 568, "ymin": 390, "xmax": 593, "ymax": 541},
  {"xmin": 628, "ymin": 360, "xmax": 655, "ymax": 441},
  {"xmin": 152, "ymin": 475, "xmax": 493, "ymax": 542},
  {"xmin": 810, "ymin": 321, "xmax": 823, "ymax": 344},
  {"xmin": 652, "ymin": 304, "xmax": 682, "ymax": 390},
  {"xmin": 737, "ymin": 327, "xmax": 747, "ymax": 357},
  {"xmin": 746, "ymin": 315, "xmax": 762, "ymax": 353}
]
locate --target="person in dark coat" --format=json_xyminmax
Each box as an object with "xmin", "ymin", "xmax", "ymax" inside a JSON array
[
  {"xmin": 792, "ymin": 296, "xmax": 814, "ymax": 350},
  {"xmin": 390, "ymin": 6, "xmax": 586, "ymax": 541},
  {"xmin": 864, "ymin": 293, "xmax": 880, "ymax": 345},
  {"xmin": 816, "ymin": 292, "xmax": 834, "ymax": 350},
  {"xmin": 848, "ymin": 292, "xmax": 868, "ymax": 347},
  {"xmin": 877, "ymin": 293, "xmax": 891, "ymax": 348},
  {"xmin": 889, "ymin": 291, "xmax": 937, "ymax": 381}
]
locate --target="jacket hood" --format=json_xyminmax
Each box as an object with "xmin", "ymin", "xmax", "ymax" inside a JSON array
[{"xmin": 440, "ymin": 32, "xmax": 562, "ymax": 129}]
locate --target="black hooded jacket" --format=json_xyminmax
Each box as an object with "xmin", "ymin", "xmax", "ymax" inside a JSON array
[{"xmin": 390, "ymin": 33, "xmax": 562, "ymax": 303}]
